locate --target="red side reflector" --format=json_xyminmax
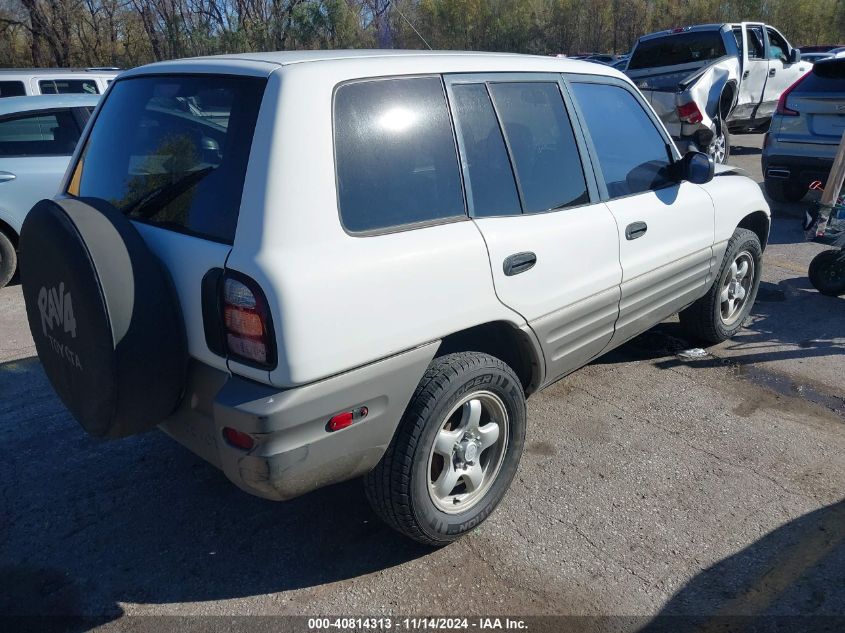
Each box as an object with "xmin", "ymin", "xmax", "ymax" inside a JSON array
[
  {"xmin": 327, "ymin": 407, "xmax": 369, "ymax": 432},
  {"xmin": 677, "ymin": 101, "xmax": 703, "ymax": 124},
  {"xmin": 223, "ymin": 427, "xmax": 255, "ymax": 450},
  {"xmin": 328, "ymin": 412, "xmax": 354, "ymax": 432}
]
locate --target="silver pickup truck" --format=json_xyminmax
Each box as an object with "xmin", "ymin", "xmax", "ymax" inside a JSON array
[{"xmin": 626, "ymin": 23, "xmax": 811, "ymax": 163}]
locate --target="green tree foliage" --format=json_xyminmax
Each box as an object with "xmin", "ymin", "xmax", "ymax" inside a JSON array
[{"xmin": 0, "ymin": 0, "xmax": 842, "ymax": 67}]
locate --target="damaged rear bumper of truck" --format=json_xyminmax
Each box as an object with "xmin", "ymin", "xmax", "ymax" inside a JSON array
[
  {"xmin": 159, "ymin": 342, "xmax": 439, "ymax": 501},
  {"xmin": 630, "ymin": 55, "xmax": 740, "ymax": 152}
]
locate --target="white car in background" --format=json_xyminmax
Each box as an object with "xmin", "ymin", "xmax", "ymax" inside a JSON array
[
  {"xmin": 0, "ymin": 68, "xmax": 118, "ymax": 98},
  {"xmin": 0, "ymin": 94, "xmax": 100, "ymax": 288}
]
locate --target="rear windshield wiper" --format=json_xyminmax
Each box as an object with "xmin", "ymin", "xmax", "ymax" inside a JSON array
[{"xmin": 122, "ymin": 166, "xmax": 215, "ymax": 220}]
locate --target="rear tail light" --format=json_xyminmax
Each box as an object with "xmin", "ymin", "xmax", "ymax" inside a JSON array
[
  {"xmin": 776, "ymin": 72, "xmax": 811, "ymax": 116},
  {"xmin": 221, "ymin": 273, "xmax": 276, "ymax": 368},
  {"xmin": 677, "ymin": 101, "xmax": 703, "ymax": 124}
]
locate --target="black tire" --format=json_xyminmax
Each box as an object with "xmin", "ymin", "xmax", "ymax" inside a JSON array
[
  {"xmin": 0, "ymin": 230, "xmax": 15, "ymax": 289},
  {"xmin": 808, "ymin": 249, "xmax": 845, "ymax": 297},
  {"xmin": 19, "ymin": 197, "xmax": 188, "ymax": 438},
  {"xmin": 765, "ymin": 177, "xmax": 808, "ymax": 203},
  {"xmin": 680, "ymin": 228, "xmax": 763, "ymax": 344},
  {"xmin": 365, "ymin": 352, "xmax": 526, "ymax": 546}
]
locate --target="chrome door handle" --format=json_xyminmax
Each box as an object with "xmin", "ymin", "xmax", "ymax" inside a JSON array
[
  {"xmin": 625, "ymin": 221, "xmax": 648, "ymax": 240},
  {"xmin": 503, "ymin": 252, "xmax": 537, "ymax": 276},
  {"xmin": 0, "ymin": 171, "xmax": 15, "ymax": 183}
]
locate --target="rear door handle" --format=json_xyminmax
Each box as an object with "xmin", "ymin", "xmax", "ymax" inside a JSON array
[
  {"xmin": 503, "ymin": 251, "xmax": 537, "ymax": 276},
  {"xmin": 743, "ymin": 70, "xmax": 750, "ymax": 79},
  {"xmin": 0, "ymin": 171, "xmax": 15, "ymax": 183},
  {"xmin": 625, "ymin": 221, "xmax": 648, "ymax": 240},
  {"xmin": 769, "ymin": 68, "xmax": 777, "ymax": 77}
]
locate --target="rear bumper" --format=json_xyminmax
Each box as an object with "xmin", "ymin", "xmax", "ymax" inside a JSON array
[
  {"xmin": 762, "ymin": 153, "xmax": 833, "ymax": 186},
  {"xmin": 159, "ymin": 342, "xmax": 438, "ymax": 501}
]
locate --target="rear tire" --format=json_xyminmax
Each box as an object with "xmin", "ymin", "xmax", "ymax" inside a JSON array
[
  {"xmin": 680, "ymin": 228, "xmax": 762, "ymax": 343},
  {"xmin": 808, "ymin": 249, "xmax": 845, "ymax": 297},
  {"xmin": 365, "ymin": 352, "xmax": 526, "ymax": 546},
  {"xmin": 0, "ymin": 231, "xmax": 15, "ymax": 290},
  {"xmin": 765, "ymin": 177, "xmax": 808, "ymax": 203}
]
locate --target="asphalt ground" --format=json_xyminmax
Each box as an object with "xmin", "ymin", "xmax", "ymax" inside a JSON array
[{"xmin": 0, "ymin": 133, "xmax": 842, "ymax": 629}]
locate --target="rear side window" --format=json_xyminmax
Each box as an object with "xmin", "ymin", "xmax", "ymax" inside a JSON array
[
  {"xmin": 71, "ymin": 75, "xmax": 266, "ymax": 244},
  {"xmin": 0, "ymin": 110, "xmax": 81, "ymax": 157},
  {"xmin": 334, "ymin": 77, "xmax": 465, "ymax": 233},
  {"xmin": 798, "ymin": 61, "xmax": 845, "ymax": 93},
  {"xmin": 571, "ymin": 82, "xmax": 673, "ymax": 198},
  {"xmin": 450, "ymin": 83, "xmax": 520, "ymax": 217},
  {"xmin": 40, "ymin": 79, "xmax": 99, "ymax": 95},
  {"xmin": 629, "ymin": 32, "xmax": 727, "ymax": 69},
  {"xmin": 0, "ymin": 81, "xmax": 25, "ymax": 97},
  {"xmin": 488, "ymin": 82, "xmax": 588, "ymax": 213}
]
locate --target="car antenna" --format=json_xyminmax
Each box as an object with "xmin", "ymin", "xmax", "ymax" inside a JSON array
[{"xmin": 392, "ymin": 2, "xmax": 432, "ymax": 50}]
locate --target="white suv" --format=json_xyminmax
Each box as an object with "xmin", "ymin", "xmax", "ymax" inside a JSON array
[{"xmin": 19, "ymin": 51, "xmax": 770, "ymax": 545}]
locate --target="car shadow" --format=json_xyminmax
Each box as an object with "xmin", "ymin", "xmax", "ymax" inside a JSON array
[
  {"xmin": 595, "ymin": 276, "xmax": 843, "ymax": 374},
  {"xmin": 638, "ymin": 498, "xmax": 845, "ymax": 631},
  {"xmin": 729, "ymin": 144, "xmax": 762, "ymax": 157},
  {"xmin": 0, "ymin": 357, "xmax": 430, "ymax": 619}
]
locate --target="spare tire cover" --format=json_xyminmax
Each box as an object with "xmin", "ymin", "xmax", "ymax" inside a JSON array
[{"xmin": 19, "ymin": 197, "xmax": 188, "ymax": 438}]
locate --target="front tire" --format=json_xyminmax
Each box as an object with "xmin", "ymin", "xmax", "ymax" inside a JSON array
[
  {"xmin": 808, "ymin": 249, "xmax": 845, "ymax": 296},
  {"xmin": 680, "ymin": 228, "xmax": 763, "ymax": 343},
  {"xmin": 365, "ymin": 352, "xmax": 526, "ymax": 546},
  {"xmin": 0, "ymin": 230, "xmax": 16, "ymax": 289}
]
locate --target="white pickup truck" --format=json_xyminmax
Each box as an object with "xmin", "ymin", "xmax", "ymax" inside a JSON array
[{"xmin": 626, "ymin": 23, "xmax": 812, "ymax": 163}]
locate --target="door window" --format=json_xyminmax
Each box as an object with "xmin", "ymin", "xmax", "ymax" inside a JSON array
[
  {"xmin": 334, "ymin": 77, "xmax": 465, "ymax": 233},
  {"xmin": 0, "ymin": 81, "xmax": 25, "ymax": 97},
  {"xmin": 450, "ymin": 83, "xmax": 520, "ymax": 217},
  {"xmin": 487, "ymin": 82, "xmax": 588, "ymax": 213},
  {"xmin": 39, "ymin": 79, "xmax": 99, "ymax": 95},
  {"xmin": 570, "ymin": 82, "xmax": 673, "ymax": 198},
  {"xmin": 0, "ymin": 110, "xmax": 81, "ymax": 157},
  {"xmin": 766, "ymin": 28, "xmax": 789, "ymax": 62}
]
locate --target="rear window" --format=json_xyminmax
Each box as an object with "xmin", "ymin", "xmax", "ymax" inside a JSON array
[
  {"xmin": 799, "ymin": 60, "xmax": 845, "ymax": 93},
  {"xmin": 0, "ymin": 81, "xmax": 25, "ymax": 97},
  {"xmin": 629, "ymin": 32, "xmax": 727, "ymax": 69},
  {"xmin": 40, "ymin": 79, "xmax": 99, "ymax": 95},
  {"xmin": 0, "ymin": 110, "xmax": 81, "ymax": 157},
  {"xmin": 71, "ymin": 75, "xmax": 266, "ymax": 244},
  {"xmin": 334, "ymin": 77, "xmax": 465, "ymax": 233}
]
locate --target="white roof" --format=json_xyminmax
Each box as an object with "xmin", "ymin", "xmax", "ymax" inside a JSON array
[
  {"xmin": 0, "ymin": 93, "xmax": 101, "ymax": 116},
  {"xmin": 121, "ymin": 49, "xmax": 623, "ymax": 80}
]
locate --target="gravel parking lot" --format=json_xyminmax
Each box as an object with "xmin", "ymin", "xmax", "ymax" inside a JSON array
[{"xmin": 0, "ymin": 134, "xmax": 843, "ymax": 627}]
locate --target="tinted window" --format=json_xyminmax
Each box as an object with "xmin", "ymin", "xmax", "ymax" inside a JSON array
[
  {"xmin": 0, "ymin": 81, "xmax": 25, "ymax": 97},
  {"xmin": 571, "ymin": 82, "xmax": 673, "ymax": 198},
  {"xmin": 451, "ymin": 84, "xmax": 520, "ymax": 217},
  {"xmin": 488, "ymin": 82, "xmax": 588, "ymax": 213},
  {"xmin": 72, "ymin": 75, "xmax": 265, "ymax": 244},
  {"xmin": 767, "ymin": 28, "xmax": 789, "ymax": 61},
  {"xmin": 734, "ymin": 27, "xmax": 765, "ymax": 60},
  {"xmin": 802, "ymin": 60, "xmax": 845, "ymax": 92},
  {"xmin": 335, "ymin": 77, "xmax": 465, "ymax": 232},
  {"xmin": 0, "ymin": 110, "xmax": 80, "ymax": 157},
  {"xmin": 629, "ymin": 32, "xmax": 727, "ymax": 69},
  {"xmin": 39, "ymin": 79, "xmax": 99, "ymax": 95}
]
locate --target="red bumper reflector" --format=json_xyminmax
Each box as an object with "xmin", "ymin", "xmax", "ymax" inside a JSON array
[
  {"xmin": 223, "ymin": 427, "xmax": 255, "ymax": 450},
  {"xmin": 328, "ymin": 406, "xmax": 369, "ymax": 432}
]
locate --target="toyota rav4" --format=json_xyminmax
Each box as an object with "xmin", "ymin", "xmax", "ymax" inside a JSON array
[{"xmin": 20, "ymin": 51, "xmax": 770, "ymax": 545}]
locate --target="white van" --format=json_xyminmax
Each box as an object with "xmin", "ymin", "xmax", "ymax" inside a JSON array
[{"xmin": 0, "ymin": 68, "xmax": 119, "ymax": 98}]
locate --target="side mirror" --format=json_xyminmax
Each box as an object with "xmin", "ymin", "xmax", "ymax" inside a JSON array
[
  {"xmin": 789, "ymin": 48, "xmax": 801, "ymax": 64},
  {"xmin": 679, "ymin": 151, "xmax": 715, "ymax": 184}
]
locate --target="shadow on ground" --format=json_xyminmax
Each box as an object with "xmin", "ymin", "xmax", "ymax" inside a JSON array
[
  {"xmin": 639, "ymin": 499, "xmax": 845, "ymax": 631},
  {"xmin": 0, "ymin": 357, "xmax": 429, "ymax": 618}
]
